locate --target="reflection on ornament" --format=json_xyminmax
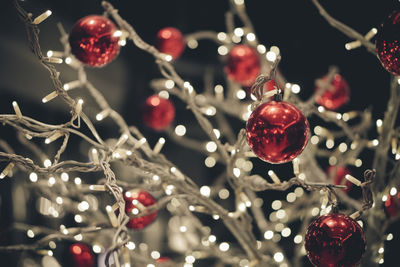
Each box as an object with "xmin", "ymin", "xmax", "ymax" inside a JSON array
[
  {"xmin": 142, "ymin": 95, "xmax": 175, "ymax": 131},
  {"xmin": 246, "ymin": 101, "xmax": 309, "ymax": 163},
  {"xmin": 69, "ymin": 15, "xmax": 120, "ymax": 67},
  {"xmin": 225, "ymin": 45, "xmax": 260, "ymax": 86},
  {"xmin": 305, "ymin": 213, "xmax": 366, "ymax": 267},
  {"xmin": 376, "ymin": 11, "xmax": 400, "ymax": 75},
  {"xmin": 155, "ymin": 27, "xmax": 185, "ymax": 60}
]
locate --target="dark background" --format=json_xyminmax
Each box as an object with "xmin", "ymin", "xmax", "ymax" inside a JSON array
[{"xmin": 0, "ymin": 0, "xmax": 399, "ymax": 266}]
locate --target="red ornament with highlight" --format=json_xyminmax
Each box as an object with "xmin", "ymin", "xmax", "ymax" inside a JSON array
[
  {"xmin": 69, "ymin": 15, "xmax": 120, "ymax": 67},
  {"xmin": 246, "ymin": 101, "xmax": 309, "ymax": 164},
  {"xmin": 155, "ymin": 27, "xmax": 185, "ymax": 60},
  {"xmin": 142, "ymin": 95, "xmax": 175, "ymax": 131},
  {"xmin": 305, "ymin": 213, "xmax": 366, "ymax": 267},
  {"xmin": 315, "ymin": 74, "xmax": 350, "ymax": 110},
  {"xmin": 69, "ymin": 243, "xmax": 95, "ymax": 267},
  {"xmin": 225, "ymin": 45, "xmax": 261, "ymax": 86},
  {"xmin": 327, "ymin": 166, "xmax": 353, "ymax": 193},
  {"xmin": 124, "ymin": 189, "xmax": 158, "ymax": 230},
  {"xmin": 384, "ymin": 191, "xmax": 400, "ymax": 217},
  {"xmin": 376, "ymin": 11, "xmax": 400, "ymax": 75}
]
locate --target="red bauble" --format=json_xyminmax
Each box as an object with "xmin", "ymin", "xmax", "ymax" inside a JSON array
[
  {"xmin": 315, "ymin": 74, "xmax": 350, "ymax": 110},
  {"xmin": 155, "ymin": 27, "xmax": 185, "ymax": 60},
  {"xmin": 225, "ymin": 45, "xmax": 261, "ymax": 86},
  {"xmin": 384, "ymin": 191, "xmax": 400, "ymax": 217},
  {"xmin": 124, "ymin": 189, "xmax": 158, "ymax": 230},
  {"xmin": 142, "ymin": 95, "xmax": 175, "ymax": 130},
  {"xmin": 69, "ymin": 243, "xmax": 95, "ymax": 267},
  {"xmin": 246, "ymin": 101, "xmax": 309, "ymax": 163},
  {"xmin": 305, "ymin": 213, "xmax": 366, "ymax": 267},
  {"xmin": 69, "ymin": 15, "xmax": 120, "ymax": 67},
  {"xmin": 327, "ymin": 166, "xmax": 353, "ymax": 193},
  {"xmin": 156, "ymin": 257, "xmax": 172, "ymax": 263},
  {"xmin": 376, "ymin": 11, "xmax": 400, "ymax": 75}
]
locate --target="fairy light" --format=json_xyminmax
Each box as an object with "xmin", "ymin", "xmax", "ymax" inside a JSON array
[
  {"xmin": 29, "ymin": 172, "xmax": 38, "ymax": 182},
  {"xmin": 233, "ymin": 168, "xmax": 241, "ymax": 178},
  {"xmin": 382, "ymin": 195, "xmax": 388, "ymax": 202},
  {"xmin": 185, "ymin": 255, "xmax": 195, "ymax": 264},
  {"xmin": 379, "ymin": 259, "xmax": 384, "ymax": 264},
  {"xmin": 268, "ymin": 170, "xmax": 281, "ymax": 184},
  {"xmin": 153, "ymin": 137, "xmax": 166, "ymax": 154},
  {"xmin": 218, "ymin": 189, "xmax": 230, "ymax": 199},
  {"xmin": 291, "ymin": 84, "xmax": 301, "ymax": 94},
  {"xmin": 329, "ymin": 156, "xmax": 338, "ymax": 166},
  {"xmin": 151, "ymin": 251, "xmax": 160, "ymax": 260},
  {"xmin": 281, "ymin": 228, "xmax": 291, "ymax": 237},
  {"xmin": 200, "ymin": 186, "xmax": 211, "ymax": 197},
  {"xmin": 217, "ymin": 32, "xmax": 227, "ymax": 41},
  {"xmin": 274, "ymin": 252, "xmax": 284, "ymax": 263},
  {"xmin": 257, "ymin": 44, "xmax": 266, "ymax": 54},
  {"xmin": 326, "ymin": 138, "xmax": 335, "ymax": 149},
  {"xmin": 298, "ymin": 173, "xmax": 306, "ymax": 180},
  {"xmin": 294, "ymin": 235, "xmax": 303, "ymax": 244},
  {"xmin": 390, "ymin": 187, "xmax": 397, "ymax": 196},
  {"xmin": 78, "ymin": 201, "xmax": 89, "ymax": 212},
  {"xmin": 338, "ymin": 142, "xmax": 348, "ymax": 153},
  {"xmin": 42, "ymin": 91, "xmax": 58, "ymax": 103},
  {"xmin": 234, "ymin": 0, "xmax": 244, "ymax": 5},
  {"xmin": 63, "ymin": 80, "xmax": 81, "ymax": 91},
  {"xmin": 206, "ymin": 141, "xmax": 217, "ymax": 152},
  {"xmin": 219, "ymin": 242, "xmax": 230, "ymax": 252},
  {"xmin": 165, "ymin": 79, "xmax": 175, "ymax": 89},
  {"xmin": 266, "ymin": 51, "xmax": 277, "ymax": 62},
  {"xmin": 12, "ymin": 101, "xmax": 23, "ymax": 119},
  {"xmin": 310, "ymin": 135, "xmax": 319, "ymax": 145},
  {"xmin": 134, "ymin": 138, "xmax": 147, "ymax": 149},
  {"xmin": 33, "ymin": 10, "xmax": 52, "ymax": 24},
  {"xmin": 311, "ymin": 207, "xmax": 320, "ymax": 216},
  {"xmin": 74, "ymin": 214, "xmax": 83, "ymax": 223},
  {"xmin": 61, "ymin": 172, "xmax": 69, "ymax": 182},
  {"xmin": 292, "ymin": 158, "xmax": 300, "ymax": 175},
  {"xmin": 272, "ymin": 200, "xmax": 282, "ymax": 210},
  {"xmin": 45, "ymin": 131, "xmax": 63, "ymax": 144},
  {"xmin": 187, "ymin": 39, "xmax": 198, "ymax": 49},
  {"xmin": 126, "ymin": 242, "xmax": 135, "ymax": 250},
  {"xmin": 345, "ymin": 174, "xmax": 362, "ymax": 186},
  {"xmin": 387, "ymin": 233, "xmax": 393, "ymax": 241},
  {"xmin": 264, "ymin": 230, "xmax": 274, "ymax": 240},
  {"xmin": 295, "ymin": 187, "xmax": 304, "ymax": 197},
  {"xmin": 96, "ymin": 109, "xmax": 110, "ymax": 121},
  {"xmin": 212, "ymin": 214, "xmax": 220, "ymax": 220},
  {"xmin": 0, "ymin": 163, "xmax": 14, "ymax": 179},
  {"xmin": 175, "ymin": 125, "xmax": 186, "ymax": 136},
  {"xmin": 276, "ymin": 209, "xmax": 286, "ymax": 219},
  {"xmin": 27, "ymin": 229, "xmax": 35, "ymax": 238},
  {"xmin": 218, "ymin": 46, "xmax": 228, "ymax": 55},
  {"xmin": 246, "ymin": 33, "xmax": 256, "ymax": 42},
  {"xmin": 74, "ymin": 177, "xmax": 82, "ymax": 185},
  {"xmin": 270, "ymin": 46, "xmax": 280, "ymax": 55},
  {"xmin": 158, "ymin": 90, "xmax": 169, "ymax": 99},
  {"xmin": 236, "ymin": 89, "xmax": 246, "ymax": 99},
  {"xmin": 286, "ymin": 192, "xmax": 296, "ymax": 203},
  {"xmin": 43, "ymin": 159, "xmax": 52, "ymax": 168}
]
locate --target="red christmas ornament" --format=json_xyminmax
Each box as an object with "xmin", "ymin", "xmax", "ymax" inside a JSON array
[
  {"xmin": 69, "ymin": 243, "xmax": 95, "ymax": 267},
  {"xmin": 376, "ymin": 11, "xmax": 400, "ymax": 75},
  {"xmin": 384, "ymin": 191, "xmax": 400, "ymax": 217},
  {"xmin": 142, "ymin": 95, "xmax": 175, "ymax": 131},
  {"xmin": 327, "ymin": 166, "xmax": 353, "ymax": 193},
  {"xmin": 156, "ymin": 257, "xmax": 172, "ymax": 263},
  {"xmin": 225, "ymin": 45, "xmax": 261, "ymax": 87},
  {"xmin": 69, "ymin": 15, "xmax": 120, "ymax": 67},
  {"xmin": 246, "ymin": 101, "xmax": 309, "ymax": 163},
  {"xmin": 305, "ymin": 213, "xmax": 366, "ymax": 267},
  {"xmin": 124, "ymin": 189, "xmax": 158, "ymax": 230},
  {"xmin": 315, "ymin": 74, "xmax": 350, "ymax": 110},
  {"xmin": 155, "ymin": 27, "xmax": 185, "ymax": 60}
]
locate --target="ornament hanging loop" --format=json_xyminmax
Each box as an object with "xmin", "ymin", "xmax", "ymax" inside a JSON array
[{"xmin": 250, "ymin": 53, "xmax": 282, "ymax": 109}]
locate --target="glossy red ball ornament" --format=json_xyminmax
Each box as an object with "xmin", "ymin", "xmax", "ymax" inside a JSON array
[
  {"xmin": 225, "ymin": 45, "xmax": 261, "ymax": 87},
  {"xmin": 246, "ymin": 101, "xmax": 309, "ymax": 163},
  {"xmin": 69, "ymin": 15, "xmax": 120, "ymax": 67},
  {"xmin": 305, "ymin": 213, "xmax": 366, "ymax": 267},
  {"xmin": 384, "ymin": 191, "xmax": 400, "ymax": 217},
  {"xmin": 315, "ymin": 74, "xmax": 350, "ymax": 110},
  {"xmin": 70, "ymin": 243, "xmax": 95, "ymax": 267},
  {"xmin": 327, "ymin": 166, "xmax": 353, "ymax": 193},
  {"xmin": 142, "ymin": 95, "xmax": 175, "ymax": 131},
  {"xmin": 155, "ymin": 27, "xmax": 185, "ymax": 60},
  {"xmin": 376, "ymin": 11, "xmax": 400, "ymax": 75},
  {"xmin": 124, "ymin": 189, "xmax": 158, "ymax": 230}
]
